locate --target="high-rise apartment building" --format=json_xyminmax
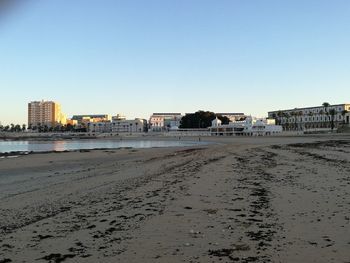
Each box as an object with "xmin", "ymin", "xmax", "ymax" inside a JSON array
[{"xmin": 28, "ymin": 100, "xmax": 66, "ymax": 128}]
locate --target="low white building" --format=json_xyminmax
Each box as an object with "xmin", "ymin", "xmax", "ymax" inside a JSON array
[
  {"xmin": 210, "ymin": 117, "xmax": 282, "ymax": 136},
  {"xmin": 111, "ymin": 118, "xmax": 146, "ymax": 133},
  {"xmin": 88, "ymin": 121, "xmax": 112, "ymax": 133}
]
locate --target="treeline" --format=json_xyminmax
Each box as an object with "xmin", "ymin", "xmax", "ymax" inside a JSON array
[
  {"xmin": 179, "ymin": 111, "xmax": 231, "ymax": 129},
  {"xmin": 0, "ymin": 124, "xmax": 26, "ymax": 132},
  {"xmin": 0, "ymin": 124, "xmax": 87, "ymax": 133},
  {"xmin": 28, "ymin": 124, "xmax": 87, "ymax": 133}
]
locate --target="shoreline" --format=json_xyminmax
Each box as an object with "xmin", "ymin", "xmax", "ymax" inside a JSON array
[
  {"xmin": 1, "ymin": 130, "xmax": 349, "ymax": 141},
  {"xmin": 1, "ymin": 135, "xmax": 350, "ymax": 262},
  {"xmin": 0, "ymin": 139, "xmax": 213, "ymax": 156},
  {"xmin": 0, "ymin": 134, "xmax": 350, "ymax": 158}
]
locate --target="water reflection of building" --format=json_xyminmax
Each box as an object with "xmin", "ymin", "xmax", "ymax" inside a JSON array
[{"xmin": 52, "ymin": 140, "xmax": 66, "ymax": 152}]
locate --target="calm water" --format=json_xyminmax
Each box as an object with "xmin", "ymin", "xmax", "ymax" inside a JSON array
[{"xmin": 0, "ymin": 139, "xmax": 207, "ymax": 153}]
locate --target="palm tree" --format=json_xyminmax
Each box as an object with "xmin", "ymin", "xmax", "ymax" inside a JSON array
[
  {"xmin": 297, "ymin": 111, "xmax": 303, "ymax": 130},
  {"xmin": 322, "ymin": 102, "xmax": 330, "ymax": 113},
  {"xmin": 329, "ymin": 109, "xmax": 337, "ymax": 131},
  {"xmin": 341, "ymin": 110, "xmax": 348, "ymax": 124},
  {"xmin": 291, "ymin": 111, "xmax": 298, "ymax": 130},
  {"xmin": 283, "ymin": 112, "xmax": 290, "ymax": 130},
  {"xmin": 307, "ymin": 112, "xmax": 313, "ymax": 129},
  {"xmin": 37, "ymin": 123, "xmax": 43, "ymax": 133},
  {"xmin": 322, "ymin": 102, "xmax": 330, "ymax": 127},
  {"xmin": 290, "ymin": 112, "xmax": 295, "ymax": 130},
  {"xmin": 277, "ymin": 111, "xmax": 283, "ymax": 125},
  {"xmin": 14, "ymin": 124, "xmax": 21, "ymax": 132},
  {"xmin": 319, "ymin": 109, "xmax": 325, "ymax": 127}
]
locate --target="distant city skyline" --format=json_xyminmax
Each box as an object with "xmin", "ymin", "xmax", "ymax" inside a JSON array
[{"xmin": 1, "ymin": 0, "xmax": 350, "ymax": 125}]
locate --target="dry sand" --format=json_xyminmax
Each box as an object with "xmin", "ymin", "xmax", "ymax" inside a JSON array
[{"xmin": 0, "ymin": 135, "xmax": 349, "ymax": 262}]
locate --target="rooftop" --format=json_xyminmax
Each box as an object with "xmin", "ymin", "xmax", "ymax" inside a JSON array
[
  {"xmin": 151, "ymin": 113, "xmax": 182, "ymax": 116},
  {"xmin": 268, "ymin": 103, "xmax": 350, "ymax": 113}
]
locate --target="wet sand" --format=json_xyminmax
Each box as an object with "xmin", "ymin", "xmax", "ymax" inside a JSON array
[{"xmin": 0, "ymin": 135, "xmax": 349, "ymax": 262}]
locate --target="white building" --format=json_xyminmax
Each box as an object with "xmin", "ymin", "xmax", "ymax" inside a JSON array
[
  {"xmin": 210, "ymin": 117, "xmax": 282, "ymax": 136},
  {"xmin": 268, "ymin": 103, "xmax": 350, "ymax": 131},
  {"xmin": 88, "ymin": 121, "xmax": 112, "ymax": 133},
  {"xmin": 111, "ymin": 118, "xmax": 146, "ymax": 133},
  {"xmin": 149, "ymin": 113, "xmax": 182, "ymax": 132}
]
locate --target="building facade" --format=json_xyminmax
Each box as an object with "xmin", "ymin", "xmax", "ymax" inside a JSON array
[
  {"xmin": 268, "ymin": 104, "xmax": 350, "ymax": 131},
  {"xmin": 28, "ymin": 100, "xmax": 66, "ymax": 128},
  {"xmin": 88, "ymin": 122, "xmax": 112, "ymax": 133},
  {"xmin": 87, "ymin": 119, "xmax": 147, "ymax": 133},
  {"xmin": 149, "ymin": 113, "xmax": 182, "ymax": 132},
  {"xmin": 111, "ymin": 119, "xmax": 147, "ymax": 133},
  {"xmin": 72, "ymin": 114, "xmax": 111, "ymax": 124}
]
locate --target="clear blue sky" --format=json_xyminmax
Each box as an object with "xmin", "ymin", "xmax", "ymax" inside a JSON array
[{"xmin": 1, "ymin": 0, "xmax": 349, "ymax": 125}]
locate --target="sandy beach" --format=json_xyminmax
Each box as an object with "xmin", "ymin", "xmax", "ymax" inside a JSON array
[{"xmin": 0, "ymin": 135, "xmax": 350, "ymax": 262}]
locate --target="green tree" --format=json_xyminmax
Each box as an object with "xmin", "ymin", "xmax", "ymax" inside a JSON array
[
  {"xmin": 66, "ymin": 123, "xmax": 74, "ymax": 132},
  {"xmin": 283, "ymin": 112, "xmax": 290, "ymax": 130},
  {"xmin": 179, "ymin": 111, "xmax": 230, "ymax": 129},
  {"xmin": 14, "ymin": 124, "xmax": 21, "ymax": 132},
  {"xmin": 276, "ymin": 111, "xmax": 283, "ymax": 125}
]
